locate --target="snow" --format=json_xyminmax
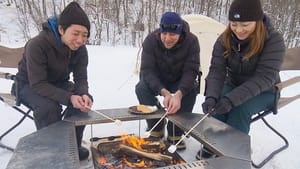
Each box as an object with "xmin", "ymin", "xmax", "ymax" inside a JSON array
[{"xmin": 1, "ymin": 2, "xmax": 300, "ymax": 169}]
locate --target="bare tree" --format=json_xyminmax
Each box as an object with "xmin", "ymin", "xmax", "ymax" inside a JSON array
[{"xmin": 11, "ymin": 0, "xmax": 300, "ymax": 48}]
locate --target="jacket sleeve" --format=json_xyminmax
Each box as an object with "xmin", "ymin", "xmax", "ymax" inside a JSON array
[
  {"xmin": 72, "ymin": 46, "xmax": 91, "ymax": 97},
  {"xmin": 204, "ymin": 38, "xmax": 227, "ymax": 99},
  {"xmin": 25, "ymin": 39, "xmax": 72, "ymax": 105},
  {"xmin": 177, "ymin": 35, "xmax": 200, "ymax": 96},
  {"xmin": 225, "ymin": 31, "xmax": 285, "ymax": 107},
  {"xmin": 140, "ymin": 35, "xmax": 165, "ymax": 95}
]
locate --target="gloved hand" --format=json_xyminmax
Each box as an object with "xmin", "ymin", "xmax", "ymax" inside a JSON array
[
  {"xmin": 212, "ymin": 97, "xmax": 233, "ymax": 115},
  {"xmin": 202, "ymin": 97, "xmax": 216, "ymax": 114}
]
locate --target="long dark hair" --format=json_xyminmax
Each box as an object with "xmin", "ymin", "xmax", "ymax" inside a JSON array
[{"xmin": 222, "ymin": 20, "xmax": 266, "ymax": 59}]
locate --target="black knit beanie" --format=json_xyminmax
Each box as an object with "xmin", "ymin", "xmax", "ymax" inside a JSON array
[
  {"xmin": 58, "ymin": 2, "xmax": 90, "ymax": 35},
  {"xmin": 229, "ymin": 0, "xmax": 263, "ymax": 21}
]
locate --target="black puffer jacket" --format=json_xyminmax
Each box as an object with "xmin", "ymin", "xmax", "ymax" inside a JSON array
[
  {"xmin": 205, "ymin": 17, "xmax": 285, "ymax": 107},
  {"xmin": 140, "ymin": 21, "xmax": 200, "ymax": 96},
  {"xmin": 16, "ymin": 18, "xmax": 91, "ymax": 105}
]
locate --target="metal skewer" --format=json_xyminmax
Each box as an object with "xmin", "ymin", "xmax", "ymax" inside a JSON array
[
  {"xmin": 144, "ymin": 111, "xmax": 168, "ymax": 137},
  {"xmin": 87, "ymin": 107, "xmax": 122, "ymax": 126},
  {"xmin": 168, "ymin": 113, "xmax": 210, "ymax": 153}
]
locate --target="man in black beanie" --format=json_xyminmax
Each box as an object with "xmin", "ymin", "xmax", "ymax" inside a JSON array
[{"xmin": 15, "ymin": 1, "xmax": 93, "ymax": 160}]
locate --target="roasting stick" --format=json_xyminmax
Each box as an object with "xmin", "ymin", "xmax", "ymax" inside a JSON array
[
  {"xmin": 86, "ymin": 106, "xmax": 122, "ymax": 126},
  {"xmin": 144, "ymin": 110, "xmax": 168, "ymax": 137},
  {"xmin": 168, "ymin": 113, "xmax": 210, "ymax": 153}
]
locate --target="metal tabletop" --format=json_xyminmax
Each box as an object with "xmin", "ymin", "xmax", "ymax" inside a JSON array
[
  {"xmin": 65, "ymin": 107, "xmax": 166, "ymax": 126},
  {"xmin": 6, "ymin": 121, "xmax": 79, "ymax": 169},
  {"xmin": 168, "ymin": 113, "xmax": 251, "ymax": 162}
]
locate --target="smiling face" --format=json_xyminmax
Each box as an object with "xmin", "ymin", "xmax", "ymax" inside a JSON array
[
  {"xmin": 59, "ymin": 24, "xmax": 88, "ymax": 50},
  {"xmin": 230, "ymin": 21, "xmax": 256, "ymax": 40},
  {"xmin": 160, "ymin": 32, "xmax": 180, "ymax": 49}
]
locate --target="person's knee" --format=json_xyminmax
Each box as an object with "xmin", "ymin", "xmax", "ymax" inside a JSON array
[
  {"xmin": 40, "ymin": 101, "xmax": 62, "ymax": 113},
  {"xmin": 227, "ymin": 109, "xmax": 251, "ymax": 134},
  {"xmin": 34, "ymin": 102, "xmax": 62, "ymax": 123},
  {"xmin": 135, "ymin": 81, "xmax": 145, "ymax": 96},
  {"xmin": 135, "ymin": 81, "xmax": 157, "ymax": 104}
]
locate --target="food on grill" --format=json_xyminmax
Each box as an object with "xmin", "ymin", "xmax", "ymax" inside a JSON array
[{"xmin": 137, "ymin": 105, "xmax": 156, "ymax": 113}]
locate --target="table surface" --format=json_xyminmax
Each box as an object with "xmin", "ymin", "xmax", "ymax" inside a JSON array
[{"xmin": 7, "ymin": 107, "xmax": 251, "ymax": 169}]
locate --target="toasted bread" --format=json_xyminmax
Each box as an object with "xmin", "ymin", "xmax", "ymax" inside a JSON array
[{"xmin": 137, "ymin": 105, "xmax": 153, "ymax": 113}]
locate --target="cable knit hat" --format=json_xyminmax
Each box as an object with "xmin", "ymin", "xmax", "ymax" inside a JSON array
[
  {"xmin": 229, "ymin": 0, "xmax": 264, "ymax": 21},
  {"xmin": 58, "ymin": 1, "xmax": 90, "ymax": 35},
  {"xmin": 160, "ymin": 12, "xmax": 183, "ymax": 35}
]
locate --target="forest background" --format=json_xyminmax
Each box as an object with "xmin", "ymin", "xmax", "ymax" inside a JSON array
[{"xmin": 1, "ymin": 0, "xmax": 299, "ymax": 48}]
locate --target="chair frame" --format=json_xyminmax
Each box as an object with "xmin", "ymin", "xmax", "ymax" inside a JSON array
[
  {"xmin": 0, "ymin": 45, "xmax": 34, "ymax": 152},
  {"xmin": 250, "ymin": 47, "xmax": 300, "ymax": 168},
  {"xmin": 0, "ymin": 72, "xmax": 34, "ymax": 152}
]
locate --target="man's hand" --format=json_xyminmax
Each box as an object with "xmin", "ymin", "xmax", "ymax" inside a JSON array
[
  {"xmin": 162, "ymin": 90, "xmax": 182, "ymax": 114},
  {"xmin": 70, "ymin": 94, "xmax": 93, "ymax": 112}
]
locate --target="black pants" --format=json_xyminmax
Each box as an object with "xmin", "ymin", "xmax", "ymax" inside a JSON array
[
  {"xmin": 135, "ymin": 79, "xmax": 198, "ymax": 136},
  {"xmin": 18, "ymin": 82, "xmax": 85, "ymax": 147}
]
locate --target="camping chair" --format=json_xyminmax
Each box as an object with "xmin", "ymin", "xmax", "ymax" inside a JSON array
[
  {"xmin": 251, "ymin": 47, "xmax": 300, "ymax": 168},
  {"xmin": 0, "ymin": 45, "xmax": 33, "ymax": 152}
]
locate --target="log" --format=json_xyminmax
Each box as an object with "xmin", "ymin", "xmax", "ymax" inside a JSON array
[{"xmin": 119, "ymin": 144, "xmax": 173, "ymax": 161}]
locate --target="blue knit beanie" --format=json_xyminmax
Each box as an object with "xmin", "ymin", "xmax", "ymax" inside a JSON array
[{"xmin": 160, "ymin": 12, "xmax": 183, "ymax": 35}]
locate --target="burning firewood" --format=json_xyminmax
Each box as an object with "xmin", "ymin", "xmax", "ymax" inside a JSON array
[
  {"xmin": 141, "ymin": 141, "xmax": 166, "ymax": 152},
  {"xmin": 119, "ymin": 144, "xmax": 173, "ymax": 162}
]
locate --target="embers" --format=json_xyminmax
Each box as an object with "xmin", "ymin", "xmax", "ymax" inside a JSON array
[{"xmin": 90, "ymin": 134, "xmax": 184, "ymax": 169}]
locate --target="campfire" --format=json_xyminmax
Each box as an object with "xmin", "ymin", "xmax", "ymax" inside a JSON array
[{"xmin": 90, "ymin": 134, "xmax": 185, "ymax": 169}]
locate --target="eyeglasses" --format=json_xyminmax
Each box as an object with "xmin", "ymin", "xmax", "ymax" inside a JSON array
[{"xmin": 160, "ymin": 24, "xmax": 182, "ymax": 31}]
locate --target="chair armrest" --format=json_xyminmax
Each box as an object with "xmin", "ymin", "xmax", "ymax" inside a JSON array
[
  {"xmin": 278, "ymin": 95, "xmax": 300, "ymax": 109},
  {"xmin": 0, "ymin": 93, "xmax": 16, "ymax": 106},
  {"xmin": 0, "ymin": 72, "xmax": 16, "ymax": 80},
  {"xmin": 275, "ymin": 76, "xmax": 300, "ymax": 91},
  {"xmin": 275, "ymin": 76, "xmax": 300, "ymax": 109}
]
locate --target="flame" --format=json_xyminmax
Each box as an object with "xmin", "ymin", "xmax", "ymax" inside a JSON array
[
  {"xmin": 98, "ymin": 156, "xmax": 106, "ymax": 164},
  {"xmin": 95, "ymin": 134, "xmax": 185, "ymax": 168},
  {"xmin": 121, "ymin": 135, "xmax": 149, "ymax": 151},
  {"xmin": 124, "ymin": 158, "xmax": 146, "ymax": 168}
]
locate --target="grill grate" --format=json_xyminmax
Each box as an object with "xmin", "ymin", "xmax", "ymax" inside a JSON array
[{"xmin": 157, "ymin": 160, "xmax": 208, "ymax": 169}]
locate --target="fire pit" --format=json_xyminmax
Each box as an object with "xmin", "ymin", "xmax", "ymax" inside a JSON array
[
  {"xmin": 7, "ymin": 108, "xmax": 252, "ymax": 169},
  {"xmin": 90, "ymin": 134, "xmax": 184, "ymax": 169}
]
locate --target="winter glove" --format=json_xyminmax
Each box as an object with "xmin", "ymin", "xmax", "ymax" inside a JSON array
[
  {"xmin": 202, "ymin": 97, "xmax": 216, "ymax": 114},
  {"xmin": 212, "ymin": 97, "xmax": 233, "ymax": 115}
]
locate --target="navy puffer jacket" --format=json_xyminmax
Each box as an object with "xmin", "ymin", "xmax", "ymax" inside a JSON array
[{"xmin": 140, "ymin": 21, "xmax": 200, "ymax": 96}]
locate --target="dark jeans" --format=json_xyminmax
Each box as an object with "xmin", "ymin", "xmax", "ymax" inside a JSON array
[
  {"xmin": 213, "ymin": 83, "xmax": 277, "ymax": 134},
  {"xmin": 18, "ymin": 82, "xmax": 85, "ymax": 147},
  {"xmin": 135, "ymin": 79, "xmax": 198, "ymax": 136}
]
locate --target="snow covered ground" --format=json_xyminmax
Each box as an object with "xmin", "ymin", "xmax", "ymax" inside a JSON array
[
  {"xmin": 1, "ymin": 2, "xmax": 299, "ymax": 169},
  {"xmin": 1, "ymin": 45, "xmax": 300, "ymax": 169}
]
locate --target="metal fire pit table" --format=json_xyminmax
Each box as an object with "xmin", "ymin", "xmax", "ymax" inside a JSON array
[{"xmin": 6, "ymin": 108, "xmax": 251, "ymax": 169}]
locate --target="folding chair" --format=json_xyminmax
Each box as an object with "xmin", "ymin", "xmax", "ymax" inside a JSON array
[
  {"xmin": 251, "ymin": 47, "xmax": 300, "ymax": 168},
  {"xmin": 0, "ymin": 45, "xmax": 33, "ymax": 152}
]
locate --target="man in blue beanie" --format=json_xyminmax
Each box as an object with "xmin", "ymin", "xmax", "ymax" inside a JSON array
[{"xmin": 135, "ymin": 12, "xmax": 200, "ymax": 149}]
